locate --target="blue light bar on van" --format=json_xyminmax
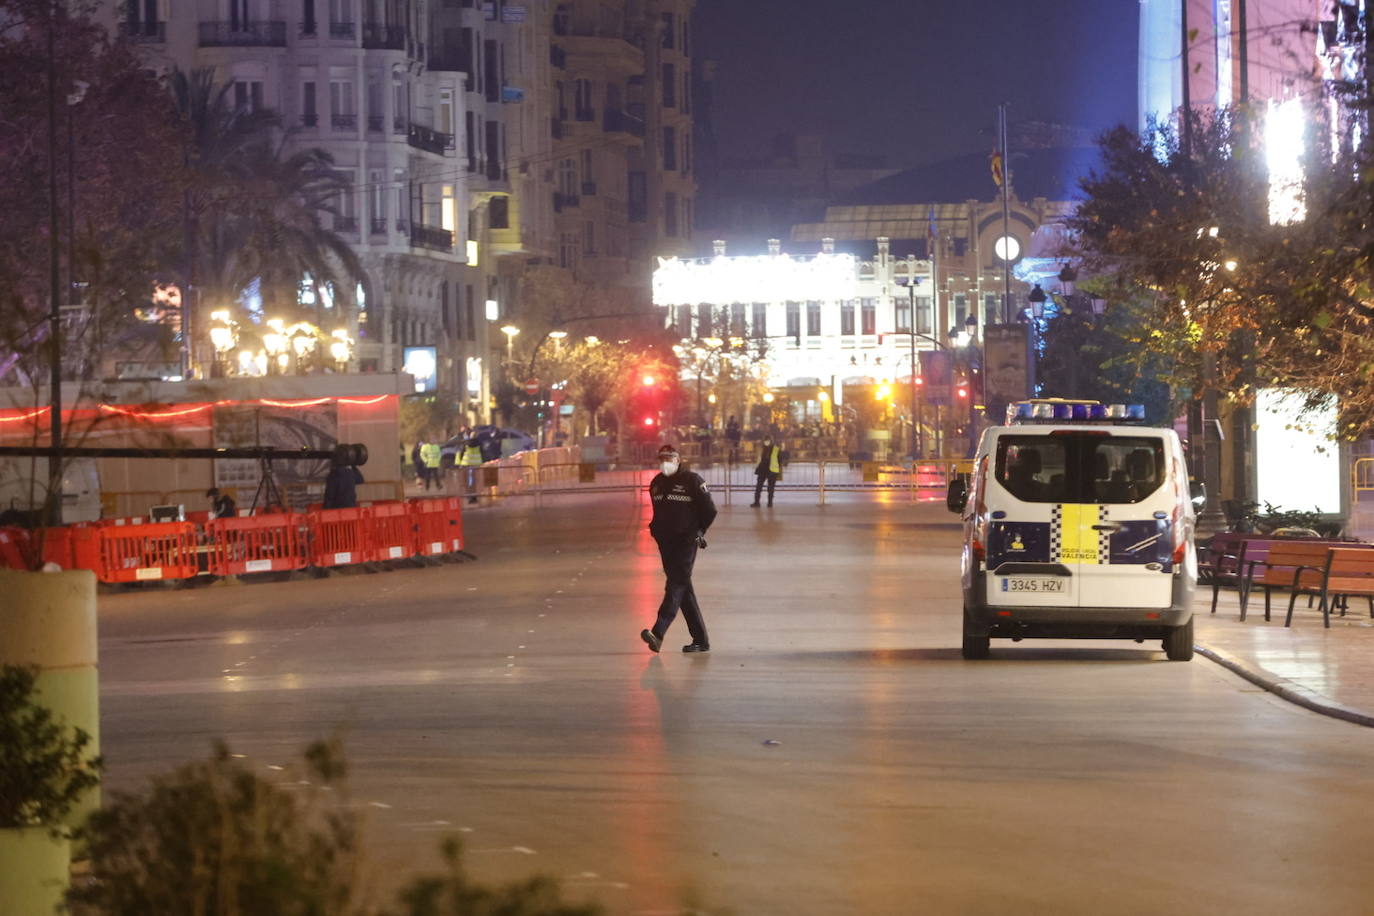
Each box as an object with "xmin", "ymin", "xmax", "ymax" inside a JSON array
[{"xmin": 1007, "ymin": 399, "xmax": 1146, "ymax": 425}]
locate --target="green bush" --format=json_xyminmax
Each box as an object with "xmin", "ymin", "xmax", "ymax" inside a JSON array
[
  {"xmin": 68, "ymin": 741, "xmax": 603, "ymax": 916},
  {"xmin": 0, "ymin": 664, "xmax": 101, "ymax": 831}
]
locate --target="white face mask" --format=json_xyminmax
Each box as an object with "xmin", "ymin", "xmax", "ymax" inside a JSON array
[{"xmin": 660, "ymin": 460, "xmax": 680, "ymax": 476}]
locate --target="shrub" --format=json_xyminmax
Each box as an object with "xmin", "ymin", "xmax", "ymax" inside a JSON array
[{"xmin": 0, "ymin": 664, "xmax": 101, "ymax": 831}]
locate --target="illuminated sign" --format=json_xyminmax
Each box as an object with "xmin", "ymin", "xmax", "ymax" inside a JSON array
[
  {"xmin": 1255, "ymin": 389, "xmax": 1338, "ymax": 513},
  {"xmin": 993, "ymin": 236, "xmax": 1021, "ymax": 262},
  {"xmin": 403, "ymin": 346, "xmax": 438, "ymax": 393},
  {"xmin": 652, "ymin": 252, "xmax": 858, "ymax": 306},
  {"xmin": 465, "ymin": 356, "xmax": 483, "ymax": 395}
]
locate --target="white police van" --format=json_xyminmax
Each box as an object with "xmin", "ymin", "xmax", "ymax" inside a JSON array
[{"xmin": 947, "ymin": 399, "xmax": 1203, "ymax": 661}]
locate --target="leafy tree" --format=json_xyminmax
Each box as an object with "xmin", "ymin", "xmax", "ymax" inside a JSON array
[
  {"xmin": 1070, "ymin": 101, "xmax": 1374, "ymax": 437},
  {"xmin": 0, "ymin": 0, "xmax": 186, "ymax": 385},
  {"xmin": 0, "ymin": 664, "xmax": 101, "ymax": 830}
]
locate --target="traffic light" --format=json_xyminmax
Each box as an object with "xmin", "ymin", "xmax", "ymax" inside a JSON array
[
  {"xmin": 643, "ymin": 416, "xmax": 656, "ymax": 427},
  {"xmin": 956, "ymin": 384, "xmax": 969, "ymax": 400},
  {"xmin": 642, "ymin": 373, "xmax": 656, "ymax": 387}
]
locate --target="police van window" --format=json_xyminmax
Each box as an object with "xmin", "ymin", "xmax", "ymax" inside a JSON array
[{"xmin": 996, "ymin": 435, "xmax": 1164, "ymax": 504}]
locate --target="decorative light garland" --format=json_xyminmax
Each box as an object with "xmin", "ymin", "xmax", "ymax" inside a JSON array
[{"xmin": 0, "ymin": 394, "xmax": 395, "ymax": 425}]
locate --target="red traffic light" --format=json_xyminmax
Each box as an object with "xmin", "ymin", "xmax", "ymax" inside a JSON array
[
  {"xmin": 642, "ymin": 416, "xmax": 656, "ymax": 427},
  {"xmin": 642, "ymin": 374, "xmax": 656, "ymax": 387},
  {"xmin": 956, "ymin": 386, "xmax": 969, "ymax": 399},
  {"xmin": 914, "ymin": 376, "xmax": 925, "ymax": 386}
]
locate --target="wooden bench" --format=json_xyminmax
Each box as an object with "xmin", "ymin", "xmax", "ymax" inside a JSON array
[
  {"xmin": 1199, "ymin": 535, "xmax": 1248, "ymax": 615},
  {"xmin": 1240, "ymin": 541, "xmax": 1338, "ymax": 622},
  {"xmin": 1300, "ymin": 547, "xmax": 1374, "ymax": 628}
]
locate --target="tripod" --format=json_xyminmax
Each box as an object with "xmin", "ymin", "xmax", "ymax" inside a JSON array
[{"xmin": 249, "ymin": 456, "xmax": 286, "ymax": 513}]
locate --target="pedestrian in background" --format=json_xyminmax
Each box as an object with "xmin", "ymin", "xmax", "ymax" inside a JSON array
[
  {"xmin": 206, "ymin": 487, "xmax": 236, "ymax": 519},
  {"xmin": 725, "ymin": 415, "xmax": 742, "ymax": 464},
  {"xmin": 752, "ymin": 436, "xmax": 783, "ymax": 507},
  {"xmin": 411, "ymin": 442, "xmax": 424, "ymax": 486},
  {"xmin": 641, "ymin": 444, "xmax": 717, "ymax": 654},
  {"xmin": 419, "ymin": 440, "xmax": 443, "ymax": 491},
  {"xmin": 460, "ymin": 438, "xmax": 483, "ymax": 505}
]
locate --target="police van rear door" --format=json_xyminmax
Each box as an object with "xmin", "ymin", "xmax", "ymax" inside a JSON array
[
  {"xmin": 984, "ymin": 432, "xmax": 1080, "ymax": 607},
  {"xmin": 1073, "ymin": 431, "xmax": 1175, "ymax": 609}
]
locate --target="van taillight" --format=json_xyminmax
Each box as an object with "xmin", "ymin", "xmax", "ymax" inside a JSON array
[
  {"xmin": 972, "ymin": 538, "xmax": 985, "ymax": 562},
  {"xmin": 1172, "ymin": 540, "xmax": 1186, "ymax": 564}
]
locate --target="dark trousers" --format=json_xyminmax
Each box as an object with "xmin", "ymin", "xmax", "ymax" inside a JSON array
[
  {"xmin": 423, "ymin": 467, "xmax": 440, "ymax": 490},
  {"xmin": 653, "ymin": 536, "xmax": 708, "ymax": 645},
  {"xmin": 753, "ymin": 472, "xmax": 777, "ymax": 505}
]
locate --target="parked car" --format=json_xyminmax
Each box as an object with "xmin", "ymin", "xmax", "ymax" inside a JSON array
[{"xmin": 439, "ymin": 426, "xmax": 536, "ymax": 466}]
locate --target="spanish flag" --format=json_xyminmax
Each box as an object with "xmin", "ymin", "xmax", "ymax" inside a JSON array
[{"xmin": 990, "ymin": 148, "xmax": 1004, "ymax": 189}]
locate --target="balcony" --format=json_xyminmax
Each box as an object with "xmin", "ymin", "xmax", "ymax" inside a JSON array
[
  {"xmin": 331, "ymin": 113, "xmax": 357, "ymax": 130},
  {"xmin": 410, "ymin": 224, "xmax": 453, "ymax": 252},
  {"xmin": 407, "ymin": 123, "xmax": 452, "ymax": 156},
  {"xmin": 574, "ymin": 107, "xmax": 596, "ymax": 122},
  {"xmin": 362, "ymin": 23, "xmax": 406, "ymax": 50},
  {"xmin": 334, "ymin": 216, "xmax": 359, "ymax": 234},
  {"xmin": 553, "ymin": 192, "xmax": 580, "ymax": 212},
  {"xmin": 603, "ymin": 109, "xmax": 645, "ymax": 138},
  {"xmin": 198, "ymin": 21, "xmax": 287, "ymax": 47},
  {"xmin": 119, "ymin": 21, "xmax": 166, "ymax": 42},
  {"xmin": 369, "ymin": 218, "xmax": 388, "ymax": 235},
  {"xmin": 300, "ymin": 113, "xmax": 319, "ymax": 127},
  {"xmin": 367, "ymin": 115, "xmax": 384, "ymax": 132},
  {"xmin": 329, "ymin": 21, "xmax": 355, "ymax": 39}
]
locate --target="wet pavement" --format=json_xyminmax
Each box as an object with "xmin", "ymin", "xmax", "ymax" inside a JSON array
[{"xmin": 95, "ymin": 490, "xmax": 1374, "ymax": 915}]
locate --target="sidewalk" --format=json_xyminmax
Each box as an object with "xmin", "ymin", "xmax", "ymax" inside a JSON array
[{"xmin": 1196, "ymin": 583, "xmax": 1374, "ymax": 727}]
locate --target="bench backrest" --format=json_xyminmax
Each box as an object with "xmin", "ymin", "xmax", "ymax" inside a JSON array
[
  {"xmin": 1327, "ymin": 547, "xmax": 1374, "ymax": 579},
  {"xmin": 1265, "ymin": 542, "xmax": 1340, "ymax": 568}
]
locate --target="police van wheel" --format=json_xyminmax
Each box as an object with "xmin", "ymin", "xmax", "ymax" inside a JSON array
[
  {"xmin": 962, "ymin": 632, "xmax": 990, "ymax": 660},
  {"xmin": 1163, "ymin": 618, "xmax": 1194, "ymax": 661}
]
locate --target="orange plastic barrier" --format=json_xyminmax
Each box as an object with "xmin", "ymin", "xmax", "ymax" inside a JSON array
[
  {"xmin": 305, "ymin": 507, "xmax": 369, "ymax": 567},
  {"xmin": 368, "ymin": 501, "xmax": 415, "ymax": 562},
  {"xmin": 0, "ymin": 527, "xmax": 30, "ymax": 569},
  {"xmin": 207, "ymin": 512, "xmax": 306, "ymax": 576},
  {"xmin": 411, "ymin": 497, "xmax": 464, "ymax": 556},
  {"xmin": 98, "ymin": 520, "xmax": 198, "ymax": 583}
]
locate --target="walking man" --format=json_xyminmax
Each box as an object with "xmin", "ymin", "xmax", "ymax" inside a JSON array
[
  {"xmin": 751, "ymin": 436, "xmax": 783, "ymax": 507},
  {"xmin": 459, "ymin": 438, "xmax": 484, "ymax": 504},
  {"xmin": 641, "ymin": 444, "xmax": 717, "ymax": 654}
]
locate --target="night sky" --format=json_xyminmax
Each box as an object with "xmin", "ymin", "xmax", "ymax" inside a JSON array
[{"xmin": 694, "ymin": 0, "xmax": 1140, "ymax": 167}]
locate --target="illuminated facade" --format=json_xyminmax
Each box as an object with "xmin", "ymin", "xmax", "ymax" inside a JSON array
[{"xmin": 654, "ymin": 238, "xmax": 944, "ymax": 395}]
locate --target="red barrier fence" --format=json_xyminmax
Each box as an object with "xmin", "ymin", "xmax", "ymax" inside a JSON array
[
  {"xmin": 0, "ymin": 497, "xmax": 465, "ymax": 583},
  {"xmin": 207, "ymin": 512, "xmax": 305, "ymax": 576},
  {"xmin": 412, "ymin": 497, "xmax": 465, "ymax": 556}
]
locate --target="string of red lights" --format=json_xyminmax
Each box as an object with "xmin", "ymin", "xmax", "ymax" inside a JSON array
[{"xmin": 0, "ymin": 394, "xmax": 392, "ymax": 424}]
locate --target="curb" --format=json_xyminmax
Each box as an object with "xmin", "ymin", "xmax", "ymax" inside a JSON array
[{"xmin": 1196, "ymin": 643, "xmax": 1374, "ymax": 729}]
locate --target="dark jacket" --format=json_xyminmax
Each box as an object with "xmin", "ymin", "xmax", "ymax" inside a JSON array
[
  {"xmin": 755, "ymin": 444, "xmax": 783, "ymax": 477},
  {"xmin": 648, "ymin": 469, "xmax": 717, "ymax": 540},
  {"xmin": 324, "ymin": 465, "xmax": 364, "ymax": 509}
]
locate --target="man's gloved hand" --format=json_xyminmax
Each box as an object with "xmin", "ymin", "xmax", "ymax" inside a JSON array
[{"xmin": 696, "ymin": 532, "xmax": 708, "ymax": 549}]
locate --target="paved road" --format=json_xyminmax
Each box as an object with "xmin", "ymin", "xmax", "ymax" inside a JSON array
[{"xmin": 97, "ymin": 490, "xmax": 1374, "ymax": 915}]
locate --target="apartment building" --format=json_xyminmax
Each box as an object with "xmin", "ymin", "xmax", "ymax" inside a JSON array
[{"xmin": 107, "ymin": 0, "xmax": 542, "ymax": 422}]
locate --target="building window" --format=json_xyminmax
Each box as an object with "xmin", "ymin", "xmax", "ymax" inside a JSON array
[
  {"xmin": 662, "ymin": 126, "xmax": 677, "ymax": 170},
  {"xmin": 954, "ymin": 293, "xmax": 967, "ymax": 326},
  {"xmin": 952, "ymin": 237, "xmax": 968, "ymax": 257},
  {"xmin": 465, "ymin": 298, "xmax": 476, "ymax": 341},
  {"xmin": 682, "ymin": 16, "xmax": 691, "ymax": 56},
  {"xmin": 984, "ymin": 292, "xmax": 998, "ymax": 325},
  {"xmin": 785, "ymin": 302, "xmax": 800, "ymax": 341},
  {"xmin": 683, "ymin": 198, "xmax": 693, "ymax": 239},
  {"xmin": 661, "ymin": 12, "xmax": 674, "ymax": 49},
  {"xmin": 751, "ymin": 302, "xmax": 767, "ymax": 338},
  {"xmin": 674, "ymin": 305, "xmax": 690, "ymax": 334},
  {"xmin": 916, "ymin": 296, "xmax": 932, "ymax": 334},
  {"xmin": 583, "ymin": 220, "xmax": 595, "ymax": 255},
  {"xmin": 628, "ymin": 171, "xmax": 647, "ymax": 222},
  {"xmin": 301, "ymin": 80, "xmax": 317, "ymax": 125},
  {"xmin": 662, "ymin": 63, "xmax": 676, "ymax": 107},
  {"xmin": 730, "ymin": 303, "xmax": 745, "ymax": 335},
  {"xmin": 895, "ymin": 295, "xmax": 911, "ymax": 333},
  {"xmin": 806, "ymin": 301, "xmax": 821, "ymax": 337},
  {"xmin": 683, "ymin": 133, "xmax": 692, "ymax": 174},
  {"xmin": 664, "ymin": 191, "xmax": 678, "ymax": 237},
  {"xmin": 330, "ymin": 78, "xmax": 355, "ymax": 127},
  {"xmin": 682, "ymin": 74, "xmax": 691, "ymax": 114},
  {"xmin": 489, "ymin": 195, "xmax": 509, "ymax": 229},
  {"xmin": 574, "ymin": 79, "xmax": 593, "ymax": 120},
  {"xmin": 234, "ymin": 80, "xmax": 264, "ymax": 113},
  {"xmin": 840, "ymin": 300, "xmax": 855, "ymax": 335},
  {"xmin": 861, "ymin": 298, "xmax": 876, "ymax": 335},
  {"xmin": 696, "ymin": 303, "xmax": 712, "ymax": 338}
]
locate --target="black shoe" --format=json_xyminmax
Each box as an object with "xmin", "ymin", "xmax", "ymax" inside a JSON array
[
  {"xmin": 682, "ymin": 643, "xmax": 710, "ymax": 653},
  {"xmin": 640, "ymin": 629, "xmax": 661, "ymax": 653},
  {"xmin": 750, "ymin": 502, "xmax": 760, "ymax": 507},
  {"xmin": 767, "ymin": 502, "xmax": 773, "ymax": 507}
]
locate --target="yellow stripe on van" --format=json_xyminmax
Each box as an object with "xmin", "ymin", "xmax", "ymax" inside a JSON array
[{"xmin": 1057, "ymin": 504, "xmax": 1100, "ymax": 563}]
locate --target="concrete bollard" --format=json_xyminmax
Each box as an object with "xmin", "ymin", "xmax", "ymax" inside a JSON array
[{"xmin": 0, "ymin": 568, "xmax": 101, "ymax": 831}]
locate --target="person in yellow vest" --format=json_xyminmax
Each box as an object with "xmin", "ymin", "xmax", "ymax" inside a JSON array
[
  {"xmin": 419, "ymin": 440, "xmax": 443, "ymax": 491},
  {"xmin": 459, "ymin": 439, "xmax": 483, "ymax": 504},
  {"xmin": 751, "ymin": 436, "xmax": 783, "ymax": 507}
]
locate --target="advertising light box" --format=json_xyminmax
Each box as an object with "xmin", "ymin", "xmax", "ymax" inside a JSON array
[
  {"xmin": 403, "ymin": 346, "xmax": 438, "ymax": 393},
  {"xmin": 1255, "ymin": 388, "xmax": 1339, "ymax": 514}
]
